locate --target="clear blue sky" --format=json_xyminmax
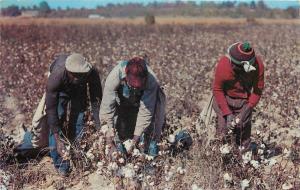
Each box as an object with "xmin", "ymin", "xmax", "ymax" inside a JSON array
[{"xmin": 0, "ymin": 0, "xmax": 299, "ymax": 9}]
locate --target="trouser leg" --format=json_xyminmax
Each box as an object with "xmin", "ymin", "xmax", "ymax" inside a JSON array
[{"xmin": 49, "ymin": 93, "xmax": 70, "ymax": 173}]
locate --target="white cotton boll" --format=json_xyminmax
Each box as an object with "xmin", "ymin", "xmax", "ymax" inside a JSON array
[
  {"xmin": 191, "ymin": 184, "xmax": 203, "ymax": 190},
  {"xmin": 149, "ymin": 181, "xmax": 155, "ymax": 186},
  {"xmin": 108, "ymin": 162, "xmax": 119, "ymax": 171},
  {"xmin": 268, "ymin": 158, "xmax": 277, "ymax": 166},
  {"xmin": 256, "ymin": 130, "xmax": 261, "ymax": 135},
  {"xmin": 258, "ymin": 149, "xmax": 264, "ymax": 155},
  {"xmin": 223, "ymin": 172, "xmax": 232, "ymax": 183},
  {"xmin": 260, "ymin": 144, "xmax": 266, "ymax": 149},
  {"xmin": 100, "ymin": 124, "xmax": 109, "ymax": 135},
  {"xmin": 242, "ymin": 151, "xmax": 252, "ymax": 164},
  {"xmin": 0, "ymin": 185, "xmax": 8, "ymax": 190},
  {"xmin": 282, "ymin": 183, "xmax": 293, "ymax": 190},
  {"xmin": 123, "ymin": 164, "xmax": 135, "ymax": 178},
  {"xmin": 123, "ymin": 139, "xmax": 134, "ymax": 153},
  {"xmin": 132, "ymin": 148, "xmax": 141, "ymax": 157},
  {"xmin": 118, "ymin": 157, "xmax": 125, "ymax": 164},
  {"xmin": 241, "ymin": 179, "xmax": 250, "ymax": 190},
  {"xmin": 145, "ymin": 155, "xmax": 154, "ymax": 161},
  {"xmin": 111, "ymin": 151, "xmax": 118, "ymax": 159},
  {"xmin": 283, "ymin": 148, "xmax": 291, "ymax": 158},
  {"xmin": 86, "ymin": 150, "xmax": 95, "ymax": 160},
  {"xmin": 235, "ymin": 117, "xmax": 240, "ymax": 124},
  {"xmin": 66, "ymin": 145, "xmax": 71, "ymax": 151},
  {"xmin": 220, "ymin": 144, "xmax": 231, "ymax": 154},
  {"xmin": 146, "ymin": 175, "xmax": 152, "ymax": 181},
  {"xmin": 168, "ymin": 134, "xmax": 175, "ymax": 143},
  {"xmin": 138, "ymin": 174, "xmax": 143, "ymax": 181},
  {"xmin": 176, "ymin": 167, "xmax": 186, "ymax": 175},
  {"xmin": 134, "ymin": 165, "xmax": 139, "ymax": 171},
  {"xmin": 96, "ymin": 168, "xmax": 103, "ymax": 175},
  {"xmin": 250, "ymin": 160, "xmax": 260, "ymax": 169},
  {"xmin": 97, "ymin": 161, "xmax": 104, "ymax": 168},
  {"xmin": 105, "ymin": 145, "xmax": 110, "ymax": 155}
]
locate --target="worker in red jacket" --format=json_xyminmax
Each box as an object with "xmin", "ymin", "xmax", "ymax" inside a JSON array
[{"xmin": 212, "ymin": 42, "xmax": 264, "ymax": 148}]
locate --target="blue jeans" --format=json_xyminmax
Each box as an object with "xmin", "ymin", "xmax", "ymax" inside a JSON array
[{"xmin": 49, "ymin": 92, "xmax": 86, "ymax": 173}]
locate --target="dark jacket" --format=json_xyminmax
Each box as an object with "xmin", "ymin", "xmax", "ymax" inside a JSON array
[{"xmin": 46, "ymin": 54, "xmax": 102, "ymax": 133}]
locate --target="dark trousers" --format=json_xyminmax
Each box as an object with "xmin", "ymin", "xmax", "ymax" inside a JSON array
[{"xmin": 213, "ymin": 96, "xmax": 252, "ymax": 147}]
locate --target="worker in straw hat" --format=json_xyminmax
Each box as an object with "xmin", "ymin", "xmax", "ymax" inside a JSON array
[
  {"xmin": 15, "ymin": 53, "xmax": 102, "ymax": 176},
  {"xmin": 212, "ymin": 42, "xmax": 264, "ymax": 149},
  {"xmin": 100, "ymin": 56, "xmax": 166, "ymax": 157}
]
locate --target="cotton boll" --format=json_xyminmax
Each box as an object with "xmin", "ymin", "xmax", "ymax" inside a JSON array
[
  {"xmin": 86, "ymin": 149, "xmax": 95, "ymax": 160},
  {"xmin": 145, "ymin": 155, "xmax": 154, "ymax": 161},
  {"xmin": 241, "ymin": 179, "xmax": 250, "ymax": 190},
  {"xmin": 132, "ymin": 148, "xmax": 141, "ymax": 157},
  {"xmin": 105, "ymin": 145, "xmax": 111, "ymax": 155},
  {"xmin": 108, "ymin": 162, "xmax": 119, "ymax": 171},
  {"xmin": 168, "ymin": 134, "xmax": 175, "ymax": 143},
  {"xmin": 283, "ymin": 148, "xmax": 291, "ymax": 158},
  {"xmin": 258, "ymin": 149, "xmax": 264, "ymax": 155},
  {"xmin": 123, "ymin": 164, "xmax": 135, "ymax": 178},
  {"xmin": 250, "ymin": 160, "xmax": 260, "ymax": 169},
  {"xmin": 260, "ymin": 143, "xmax": 266, "ymax": 149},
  {"xmin": 220, "ymin": 144, "xmax": 231, "ymax": 154},
  {"xmin": 111, "ymin": 151, "xmax": 118, "ymax": 160},
  {"xmin": 242, "ymin": 151, "xmax": 252, "ymax": 164},
  {"xmin": 97, "ymin": 161, "xmax": 104, "ymax": 168},
  {"xmin": 123, "ymin": 139, "xmax": 134, "ymax": 153},
  {"xmin": 223, "ymin": 172, "xmax": 232, "ymax": 183},
  {"xmin": 118, "ymin": 157, "xmax": 125, "ymax": 164},
  {"xmin": 191, "ymin": 184, "xmax": 203, "ymax": 190},
  {"xmin": 282, "ymin": 183, "xmax": 293, "ymax": 190},
  {"xmin": 176, "ymin": 166, "xmax": 186, "ymax": 175},
  {"xmin": 268, "ymin": 158, "xmax": 277, "ymax": 166}
]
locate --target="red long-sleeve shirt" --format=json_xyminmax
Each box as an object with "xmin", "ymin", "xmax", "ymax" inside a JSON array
[{"xmin": 213, "ymin": 56, "xmax": 264, "ymax": 116}]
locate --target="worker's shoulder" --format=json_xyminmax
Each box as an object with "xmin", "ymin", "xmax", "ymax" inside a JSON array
[
  {"xmin": 255, "ymin": 55, "xmax": 264, "ymax": 69},
  {"xmin": 216, "ymin": 55, "xmax": 231, "ymax": 69}
]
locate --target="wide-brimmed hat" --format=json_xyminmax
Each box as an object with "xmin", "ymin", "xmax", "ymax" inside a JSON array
[
  {"xmin": 125, "ymin": 57, "xmax": 148, "ymax": 89},
  {"xmin": 65, "ymin": 53, "xmax": 92, "ymax": 73},
  {"xmin": 228, "ymin": 42, "xmax": 256, "ymax": 65}
]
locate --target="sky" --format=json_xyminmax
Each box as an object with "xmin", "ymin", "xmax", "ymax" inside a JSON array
[{"xmin": 0, "ymin": 0, "xmax": 299, "ymax": 9}]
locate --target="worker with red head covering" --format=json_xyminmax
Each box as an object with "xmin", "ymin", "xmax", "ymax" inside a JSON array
[
  {"xmin": 100, "ymin": 57, "xmax": 165, "ymax": 157},
  {"xmin": 212, "ymin": 42, "xmax": 264, "ymax": 148}
]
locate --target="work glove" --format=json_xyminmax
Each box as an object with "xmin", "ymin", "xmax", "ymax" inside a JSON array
[
  {"xmin": 236, "ymin": 105, "xmax": 252, "ymax": 128},
  {"xmin": 91, "ymin": 102, "xmax": 100, "ymax": 129},
  {"xmin": 225, "ymin": 114, "xmax": 235, "ymax": 131}
]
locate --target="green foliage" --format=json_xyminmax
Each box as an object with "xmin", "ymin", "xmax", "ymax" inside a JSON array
[
  {"xmin": 1, "ymin": 5, "xmax": 21, "ymax": 17},
  {"xmin": 39, "ymin": 1, "xmax": 51, "ymax": 14}
]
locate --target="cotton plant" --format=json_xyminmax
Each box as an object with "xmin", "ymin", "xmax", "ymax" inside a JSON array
[
  {"xmin": 250, "ymin": 160, "xmax": 260, "ymax": 169},
  {"xmin": 0, "ymin": 169, "xmax": 10, "ymax": 190},
  {"xmin": 223, "ymin": 172, "xmax": 233, "ymax": 188},
  {"xmin": 191, "ymin": 184, "xmax": 203, "ymax": 190},
  {"xmin": 220, "ymin": 144, "xmax": 232, "ymax": 154},
  {"xmin": 240, "ymin": 179, "xmax": 250, "ymax": 190},
  {"xmin": 242, "ymin": 151, "xmax": 252, "ymax": 164}
]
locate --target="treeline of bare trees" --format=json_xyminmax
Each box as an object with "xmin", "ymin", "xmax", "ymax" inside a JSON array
[{"xmin": 1, "ymin": 1, "xmax": 299, "ymax": 19}]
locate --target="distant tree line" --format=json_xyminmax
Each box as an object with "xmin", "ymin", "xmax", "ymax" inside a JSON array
[
  {"xmin": 1, "ymin": 0, "xmax": 299, "ymax": 19},
  {"xmin": 1, "ymin": 1, "xmax": 50, "ymax": 17}
]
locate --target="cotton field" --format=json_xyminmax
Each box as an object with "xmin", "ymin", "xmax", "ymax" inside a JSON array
[{"xmin": 0, "ymin": 21, "xmax": 299, "ymax": 189}]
